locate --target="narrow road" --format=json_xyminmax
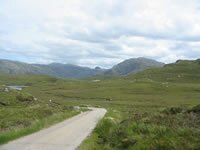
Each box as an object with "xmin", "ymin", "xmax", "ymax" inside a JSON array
[{"xmin": 0, "ymin": 108, "xmax": 107, "ymax": 150}]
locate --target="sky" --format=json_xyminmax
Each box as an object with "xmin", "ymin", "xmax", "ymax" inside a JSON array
[{"xmin": 0, "ymin": 0, "xmax": 200, "ymax": 68}]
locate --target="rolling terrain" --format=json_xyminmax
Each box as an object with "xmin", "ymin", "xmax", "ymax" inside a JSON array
[
  {"xmin": 0, "ymin": 59, "xmax": 200, "ymax": 149},
  {"xmin": 130, "ymin": 59, "xmax": 200, "ymax": 83}
]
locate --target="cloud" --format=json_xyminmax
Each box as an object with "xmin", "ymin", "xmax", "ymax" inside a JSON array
[{"xmin": 0, "ymin": 0, "xmax": 200, "ymax": 68}]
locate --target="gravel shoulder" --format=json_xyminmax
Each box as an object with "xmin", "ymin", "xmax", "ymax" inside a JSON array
[{"xmin": 0, "ymin": 107, "xmax": 107, "ymax": 150}]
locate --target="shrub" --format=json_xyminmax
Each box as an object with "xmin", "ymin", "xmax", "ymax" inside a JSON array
[
  {"xmin": 162, "ymin": 107, "xmax": 185, "ymax": 115},
  {"xmin": 16, "ymin": 93, "xmax": 34, "ymax": 102},
  {"xmin": 189, "ymin": 104, "xmax": 200, "ymax": 113},
  {"xmin": 95, "ymin": 119, "xmax": 116, "ymax": 144}
]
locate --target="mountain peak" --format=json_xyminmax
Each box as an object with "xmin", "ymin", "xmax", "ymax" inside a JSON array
[
  {"xmin": 104, "ymin": 57, "xmax": 164, "ymax": 76},
  {"xmin": 95, "ymin": 66, "xmax": 101, "ymax": 70}
]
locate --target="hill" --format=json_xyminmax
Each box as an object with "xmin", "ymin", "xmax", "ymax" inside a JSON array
[
  {"xmin": 104, "ymin": 57, "xmax": 164, "ymax": 76},
  {"xmin": 129, "ymin": 59, "xmax": 200, "ymax": 83}
]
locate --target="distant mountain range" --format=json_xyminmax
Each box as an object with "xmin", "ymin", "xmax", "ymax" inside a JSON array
[{"xmin": 0, "ymin": 58, "xmax": 164, "ymax": 78}]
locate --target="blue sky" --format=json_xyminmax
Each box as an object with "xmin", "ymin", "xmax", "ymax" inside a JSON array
[{"xmin": 0, "ymin": 0, "xmax": 200, "ymax": 68}]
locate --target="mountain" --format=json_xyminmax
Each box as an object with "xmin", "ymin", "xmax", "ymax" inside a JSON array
[
  {"xmin": 0, "ymin": 58, "xmax": 164, "ymax": 78},
  {"xmin": 0, "ymin": 60, "xmax": 45, "ymax": 74},
  {"xmin": 41, "ymin": 63, "xmax": 104, "ymax": 78},
  {"xmin": 104, "ymin": 57, "xmax": 164, "ymax": 76},
  {"xmin": 129, "ymin": 59, "xmax": 200, "ymax": 83},
  {"xmin": 0, "ymin": 60, "xmax": 104, "ymax": 79}
]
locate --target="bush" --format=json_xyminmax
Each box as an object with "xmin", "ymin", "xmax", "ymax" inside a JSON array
[
  {"xmin": 94, "ymin": 117, "xmax": 138, "ymax": 149},
  {"xmin": 16, "ymin": 93, "xmax": 34, "ymax": 102},
  {"xmin": 162, "ymin": 107, "xmax": 185, "ymax": 115},
  {"xmin": 95, "ymin": 119, "xmax": 116, "ymax": 144},
  {"xmin": 115, "ymin": 126, "xmax": 137, "ymax": 148},
  {"xmin": 189, "ymin": 104, "xmax": 200, "ymax": 113},
  {"xmin": 121, "ymin": 137, "xmax": 137, "ymax": 148}
]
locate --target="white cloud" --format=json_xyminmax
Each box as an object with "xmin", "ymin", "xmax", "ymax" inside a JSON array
[{"xmin": 0, "ymin": 0, "xmax": 200, "ymax": 68}]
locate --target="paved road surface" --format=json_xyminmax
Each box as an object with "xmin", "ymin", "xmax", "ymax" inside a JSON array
[{"xmin": 0, "ymin": 108, "xmax": 106, "ymax": 150}]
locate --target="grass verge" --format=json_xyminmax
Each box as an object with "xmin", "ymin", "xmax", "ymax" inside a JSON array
[{"xmin": 0, "ymin": 110, "xmax": 79, "ymax": 145}]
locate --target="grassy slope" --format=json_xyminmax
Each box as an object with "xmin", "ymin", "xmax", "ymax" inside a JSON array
[
  {"xmin": 129, "ymin": 59, "xmax": 200, "ymax": 83},
  {"xmin": 0, "ymin": 59, "xmax": 200, "ymax": 149},
  {"xmin": 0, "ymin": 75, "xmax": 80, "ymax": 144},
  {"xmin": 79, "ymin": 60, "xmax": 200, "ymax": 150}
]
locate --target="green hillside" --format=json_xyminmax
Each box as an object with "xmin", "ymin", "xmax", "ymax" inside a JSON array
[
  {"xmin": 129, "ymin": 59, "xmax": 200, "ymax": 83},
  {"xmin": 0, "ymin": 59, "xmax": 200, "ymax": 149}
]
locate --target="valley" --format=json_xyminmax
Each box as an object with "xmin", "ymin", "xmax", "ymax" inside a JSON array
[{"xmin": 0, "ymin": 59, "xmax": 200, "ymax": 149}]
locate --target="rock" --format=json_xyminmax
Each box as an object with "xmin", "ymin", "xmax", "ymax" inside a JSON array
[
  {"xmin": 4, "ymin": 88, "xmax": 9, "ymax": 92},
  {"xmin": 92, "ymin": 80, "xmax": 101, "ymax": 82},
  {"xmin": 73, "ymin": 106, "xmax": 80, "ymax": 111}
]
